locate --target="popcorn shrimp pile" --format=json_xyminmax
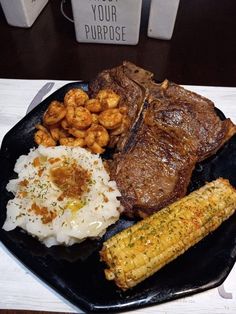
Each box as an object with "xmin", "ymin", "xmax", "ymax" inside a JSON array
[{"xmin": 34, "ymin": 88, "xmax": 128, "ymax": 154}]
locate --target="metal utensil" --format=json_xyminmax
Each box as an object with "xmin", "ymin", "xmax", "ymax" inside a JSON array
[{"xmin": 26, "ymin": 82, "xmax": 55, "ymax": 114}]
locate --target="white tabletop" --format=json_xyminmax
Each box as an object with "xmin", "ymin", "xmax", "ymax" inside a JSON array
[{"xmin": 0, "ymin": 79, "xmax": 236, "ymax": 314}]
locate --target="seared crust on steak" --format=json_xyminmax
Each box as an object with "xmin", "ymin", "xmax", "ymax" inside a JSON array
[
  {"xmin": 122, "ymin": 61, "xmax": 236, "ymax": 161},
  {"xmin": 109, "ymin": 121, "xmax": 198, "ymax": 218},
  {"xmin": 90, "ymin": 62, "xmax": 236, "ymax": 218}
]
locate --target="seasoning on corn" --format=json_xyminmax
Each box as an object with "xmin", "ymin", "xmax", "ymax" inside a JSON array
[{"xmin": 100, "ymin": 178, "xmax": 236, "ymax": 290}]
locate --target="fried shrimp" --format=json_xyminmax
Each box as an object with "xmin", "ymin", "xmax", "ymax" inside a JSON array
[
  {"xmin": 85, "ymin": 99, "xmax": 103, "ymax": 113},
  {"xmin": 68, "ymin": 128, "xmax": 86, "ymax": 138},
  {"xmin": 66, "ymin": 106, "xmax": 92, "ymax": 129},
  {"xmin": 98, "ymin": 108, "xmax": 123, "ymax": 129},
  {"xmin": 64, "ymin": 88, "xmax": 89, "ymax": 107},
  {"xmin": 49, "ymin": 125, "xmax": 60, "ymax": 141},
  {"xmin": 96, "ymin": 89, "xmax": 120, "ymax": 109},
  {"xmin": 34, "ymin": 127, "xmax": 56, "ymax": 147},
  {"xmin": 91, "ymin": 113, "xmax": 99, "ymax": 124},
  {"xmin": 110, "ymin": 115, "xmax": 130, "ymax": 136},
  {"xmin": 35, "ymin": 124, "xmax": 48, "ymax": 132},
  {"xmin": 43, "ymin": 101, "xmax": 66, "ymax": 126},
  {"xmin": 85, "ymin": 124, "xmax": 109, "ymax": 154},
  {"xmin": 61, "ymin": 118, "xmax": 70, "ymax": 130},
  {"xmin": 59, "ymin": 137, "xmax": 85, "ymax": 147},
  {"xmin": 49, "ymin": 125, "xmax": 69, "ymax": 141},
  {"xmin": 35, "ymin": 88, "xmax": 127, "ymax": 153},
  {"xmin": 88, "ymin": 142, "xmax": 105, "ymax": 154}
]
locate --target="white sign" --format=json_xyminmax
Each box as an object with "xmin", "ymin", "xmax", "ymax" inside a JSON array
[{"xmin": 71, "ymin": 0, "xmax": 142, "ymax": 45}]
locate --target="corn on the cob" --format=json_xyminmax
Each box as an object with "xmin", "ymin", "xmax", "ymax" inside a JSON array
[{"xmin": 100, "ymin": 178, "xmax": 236, "ymax": 290}]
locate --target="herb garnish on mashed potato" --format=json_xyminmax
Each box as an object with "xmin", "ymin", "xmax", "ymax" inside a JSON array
[{"xmin": 3, "ymin": 145, "xmax": 122, "ymax": 247}]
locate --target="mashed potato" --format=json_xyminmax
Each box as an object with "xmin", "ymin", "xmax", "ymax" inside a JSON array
[{"xmin": 3, "ymin": 145, "xmax": 122, "ymax": 247}]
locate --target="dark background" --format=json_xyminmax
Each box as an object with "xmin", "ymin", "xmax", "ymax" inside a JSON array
[{"xmin": 1, "ymin": 0, "xmax": 236, "ymax": 86}]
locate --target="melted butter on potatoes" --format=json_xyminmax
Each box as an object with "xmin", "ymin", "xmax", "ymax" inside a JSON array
[{"xmin": 3, "ymin": 145, "xmax": 122, "ymax": 247}]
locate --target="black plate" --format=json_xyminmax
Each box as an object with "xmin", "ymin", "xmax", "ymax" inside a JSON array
[{"xmin": 0, "ymin": 82, "xmax": 236, "ymax": 313}]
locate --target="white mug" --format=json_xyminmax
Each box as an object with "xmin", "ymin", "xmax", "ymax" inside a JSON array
[
  {"xmin": 0, "ymin": 0, "xmax": 48, "ymax": 28},
  {"xmin": 148, "ymin": 0, "xmax": 180, "ymax": 40}
]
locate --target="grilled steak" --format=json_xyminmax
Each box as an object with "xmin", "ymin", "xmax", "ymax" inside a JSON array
[
  {"xmin": 109, "ymin": 118, "xmax": 198, "ymax": 218},
  {"xmin": 90, "ymin": 62, "xmax": 236, "ymax": 218},
  {"xmin": 122, "ymin": 61, "xmax": 236, "ymax": 161},
  {"xmin": 149, "ymin": 90, "xmax": 236, "ymax": 161}
]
